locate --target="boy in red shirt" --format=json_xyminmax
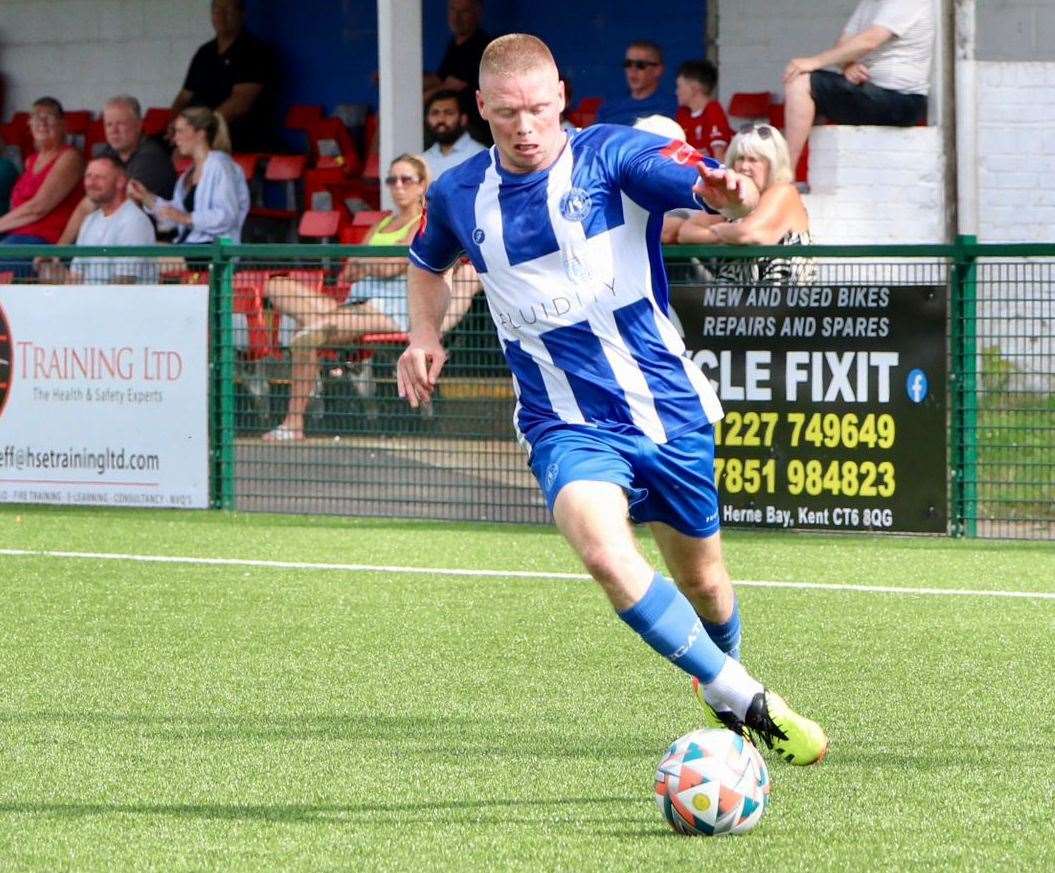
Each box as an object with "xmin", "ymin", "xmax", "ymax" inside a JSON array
[{"xmin": 675, "ymin": 60, "xmax": 734, "ymax": 160}]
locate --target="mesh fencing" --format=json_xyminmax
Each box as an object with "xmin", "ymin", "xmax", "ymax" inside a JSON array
[
  {"xmin": 967, "ymin": 258, "xmax": 1055, "ymax": 538},
  {"xmin": 1, "ymin": 242, "xmax": 1051, "ymax": 538},
  {"xmin": 216, "ymin": 248, "xmax": 545, "ymax": 523}
]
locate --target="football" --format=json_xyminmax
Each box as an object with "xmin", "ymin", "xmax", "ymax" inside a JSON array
[{"xmin": 654, "ymin": 727, "xmax": 770, "ymax": 836}]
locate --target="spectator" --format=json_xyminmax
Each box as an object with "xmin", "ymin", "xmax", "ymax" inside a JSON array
[
  {"xmin": 675, "ymin": 60, "xmax": 733, "ymax": 161},
  {"xmin": 0, "ymin": 97, "xmax": 84, "ymax": 247},
  {"xmin": 674, "ymin": 124, "xmax": 815, "ymax": 286},
  {"xmin": 128, "ymin": 108, "xmax": 249, "ymax": 244},
  {"xmin": 262, "ymin": 154, "xmax": 478, "ymax": 442},
  {"xmin": 424, "ymin": 0, "xmax": 491, "ymax": 144},
  {"xmin": 37, "ymin": 156, "xmax": 157, "ymax": 285},
  {"xmin": 422, "ymin": 90, "xmax": 486, "ymax": 181},
  {"xmin": 171, "ymin": 0, "xmax": 275, "ymax": 152},
  {"xmin": 597, "ymin": 41, "xmax": 678, "ymax": 126},
  {"xmin": 782, "ymin": 0, "xmax": 935, "ymax": 167},
  {"xmin": 0, "ymin": 135, "xmax": 17, "ymax": 215},
  {"xmin": 57, "ymin": 94, "xmax": 177, "ymax": 246}
]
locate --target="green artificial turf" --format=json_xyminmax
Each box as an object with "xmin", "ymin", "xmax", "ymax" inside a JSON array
[{"xmin": 1, "ymin": 506, "xmax": 1053, "ymax": 871}]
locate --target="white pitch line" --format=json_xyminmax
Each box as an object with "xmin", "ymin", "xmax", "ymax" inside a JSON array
[{"xmin": 2, "ymin": 547, "xmax": 1054, "ymax": 601}]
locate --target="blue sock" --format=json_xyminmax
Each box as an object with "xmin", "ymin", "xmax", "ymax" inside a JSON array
[
  {"xmin": 702, "ymin": 595, "xmax": 742, "ymax": 662},
  {"xmin": 618, "ymin": 573, "xmax": 727, "ymax": 684}
]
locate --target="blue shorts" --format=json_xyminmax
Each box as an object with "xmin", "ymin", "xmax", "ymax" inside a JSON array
[{"xmin": 528, "ymin": 424, "xmax": 721, "ymax": 538}]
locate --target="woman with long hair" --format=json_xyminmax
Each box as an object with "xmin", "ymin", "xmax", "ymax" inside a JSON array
[{"xmin": 128, "ymin": 107, "xmax": 249, "ymax": 242}]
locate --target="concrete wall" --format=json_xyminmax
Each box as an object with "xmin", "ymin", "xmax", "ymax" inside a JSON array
[
  {"xmin": 974, "ymin": 62, "xmax": 1055, "ymax": 243},
  {"xmin": 715, "ymin": 0, "xmax": 857, "ymax": 102},
  {"xmin": 803, "ymin": 126, "xmax": 946, "ymax": 244},
  {"xmin": 0, "ymin": 0, "xmax": 211, "ymax": 117},
  {"xmin": 976, "ymin": 0, "xmax": 1055, "ymax": 62}
]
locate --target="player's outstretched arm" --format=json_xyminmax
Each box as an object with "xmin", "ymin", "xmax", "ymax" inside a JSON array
[
  {"xmin": 398, "ymin": 264, "xmax": 452, "ymax": 409},
  {"xmin": 693, "ymin": 164, "xmax": 760, "ymax": 219}
]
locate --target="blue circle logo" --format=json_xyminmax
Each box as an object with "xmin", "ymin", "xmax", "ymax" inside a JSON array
[
  {"xmin": 906, "ymin": 369, "xmax": 929, "ymax": 403},
  {"xmin": 559, "ymin": 187, "xmax": 592, "ymax": 221},
  {"xmin": 471, "ymin": 227, "xmax": 485, "ymax": 244}
]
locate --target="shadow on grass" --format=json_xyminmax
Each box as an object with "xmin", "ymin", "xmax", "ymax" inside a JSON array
[
  {"xmin": 0, "ymin": 795, "xmax": 645, "ymax": 826},
  {"xmin": 0, "ymin": 710, "xmax": 663, "ymax": 759}
]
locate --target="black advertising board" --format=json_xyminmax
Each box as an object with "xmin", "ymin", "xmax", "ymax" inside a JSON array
[{"xmin": 670, "ymin": 281, "xmax": 947, "ymax": 533}]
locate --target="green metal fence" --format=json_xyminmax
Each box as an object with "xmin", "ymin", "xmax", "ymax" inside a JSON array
[{"xmin": 1, "ymin": 239, "xmax": 1051, "ymax": 538}]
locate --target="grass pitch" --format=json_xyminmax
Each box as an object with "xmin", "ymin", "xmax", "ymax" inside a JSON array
[{"xmin": 1, "ymin": 506, "xmax": 1053, "ymax": 872}]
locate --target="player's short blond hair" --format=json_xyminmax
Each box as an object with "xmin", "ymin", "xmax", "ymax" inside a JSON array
[{"xmin": 479, "ymin": 34, "xmax": 557, "ymax": 82}]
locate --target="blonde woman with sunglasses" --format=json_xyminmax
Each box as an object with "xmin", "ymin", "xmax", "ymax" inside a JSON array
[
  {"xmin": 264, "ymin": 154, "xmax": 478, "ymax": 441},
  {"xmin": 674, "ymin": 123, "xmax": 815, "ymax": 285}
]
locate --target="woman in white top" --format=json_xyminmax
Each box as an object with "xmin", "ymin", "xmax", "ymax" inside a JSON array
[
  {"xmin": 128, "ymin": 107, "xmax": 249, "ymax": 243},
  {"xmin": 672, "ymin": 123, "xmax": 815, "ymax": 285}
]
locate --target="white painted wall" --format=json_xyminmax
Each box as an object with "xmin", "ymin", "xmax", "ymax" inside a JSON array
[
  {"xmin": 716, "ymin": 0, "xmax": 858, "ymax": 102},
  {"xmin": 802, "ymin": 125, "xmax": 946, "ymax": 244},
  {"xmin": 974, "ymin": 62, "xmax": 1055, "ymax": 243},
  {"xmin": 0, "ymin": 0, "xmax": 210, "ymax": 119}
]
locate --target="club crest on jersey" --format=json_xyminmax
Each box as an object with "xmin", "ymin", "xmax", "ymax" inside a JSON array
[
  {"xmin": 562, "ymin": 249, "xmax": 592, "ymax": 284},
  {"xmin": 559, "ymin": 187, "xmax": 591, "ymax": 221},
  {"xmin": 472, "ymin": 227, "xmax": 486, "ymax": 244}
]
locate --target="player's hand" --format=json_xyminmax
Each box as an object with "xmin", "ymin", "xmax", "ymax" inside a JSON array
[
  {"xmin": 783, "ymin": 57, "xmax": 818, "ymax": 83},
  {"xmin": 693, "ymin": 163, "xmax": 758, "ymax": 215},
  {"xmin": 843, "ymin": 62, "xmax": 871, "ymax": 85},
  {"xmin": 397, "ymin": 335, "xmax": 447, "ymax": 409}
]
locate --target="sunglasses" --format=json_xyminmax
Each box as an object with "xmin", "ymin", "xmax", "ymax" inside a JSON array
[
  {"xmin": 385, "ymin": 174, "xmax": 421, "ymax": 186},
  {"xmin": 623, "ymin": 59, "xmax": 660, "ymax": 70},
  {"xmin": 738, "ymin": 123, "xmax": 773, "ymax": 139}
]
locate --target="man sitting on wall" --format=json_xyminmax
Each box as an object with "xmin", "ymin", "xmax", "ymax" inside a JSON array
[
  {"xmin": 37, "ymin": 156, "xmax": 156, "ymax": 284},
  {"xmin": 781, "ymin": 0, "xmax": 935, "ymax": 168}
]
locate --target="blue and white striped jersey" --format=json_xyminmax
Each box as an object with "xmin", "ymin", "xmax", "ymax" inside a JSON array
[{"xmin": 409, "ymin": 123, "xmax": 724, "ymax": 448}]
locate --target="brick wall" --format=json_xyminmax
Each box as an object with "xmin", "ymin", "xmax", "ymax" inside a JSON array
[
  {"xmin": 1, "ymin": 0, "xmax": 210, "ymax": 119},
  {"xmin": 975, "ymin": 62, "xmax": 1055, "ymax": 243},
  {"xmin": 715, "ymin": 0, "xmax": 858, "ymax": 103},
  {"xmin": 802, "ymin": 126, "xmax": 946, "ymax": 244}
]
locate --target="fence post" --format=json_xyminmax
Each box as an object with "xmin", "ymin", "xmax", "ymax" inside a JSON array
[
  {"xmin": 950, "ymin": 234, "xmax": 978, "ymax": 537},
  {"xmin": 209, "ymin": 238, "xmax": 237, "ymax": 509}
]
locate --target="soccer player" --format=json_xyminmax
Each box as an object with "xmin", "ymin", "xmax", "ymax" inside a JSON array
[{"xmin": 398, "ymin": 34, "xmax": 828, "ymax": 765}]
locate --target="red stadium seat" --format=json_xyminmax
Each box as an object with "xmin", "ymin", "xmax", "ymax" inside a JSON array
[
  {"xmin": 306, "ymin": 118, "xmax": 361, "ymax": 176},
  {"xmin": 142, "ymin": 107, "xmax": 174, "ymax": 138},
  {"xmin": 576, "ymin": 96, "xmax": 603, "ymax": 114},
  {"xmin": 298, "ymin": 209, "xmax": 341, "ymax": 241},
  {"xmin": 339, "ymin": 209, "xmax": 387, "ymax": 244},
  {"xmin": 83, "ymin": 118, "xmax": 106, "ymax": 159},
  {"xmin": 233, "ymin": 272, "xmax": 277, "ymax": 361},
  {"xmin": 284, "ymin": 104, "xmax": 324, "ymax": 132},
  {"xmin": 728, "ymin": 92, "xmax": 772, "ymax": 121},
  {"xmin": 232, "ymin": 152, "xmax": 260, "ymax": 180},
  {"xmin": 247, "ymin": 154, "xmax": 307, "ymax": 240}
]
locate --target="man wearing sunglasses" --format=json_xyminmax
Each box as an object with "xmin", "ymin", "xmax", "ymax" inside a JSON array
[{"xmin": 597, "ymin": 41, "xmax": 678, "ymax": 127}]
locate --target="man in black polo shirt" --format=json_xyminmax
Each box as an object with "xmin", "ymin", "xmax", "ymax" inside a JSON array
[
  {"xmin": 424, "ymin": 0, "xmax": 492, "ymax": 144},
  {"xmin": 171, "ymin": 0, "xmax": 275, "ymax": 152}
]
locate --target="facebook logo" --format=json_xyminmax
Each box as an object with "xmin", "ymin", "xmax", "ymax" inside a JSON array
[{"xmin": 906, "ymin": 369, "xmax": 929, "ymax": 403}]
